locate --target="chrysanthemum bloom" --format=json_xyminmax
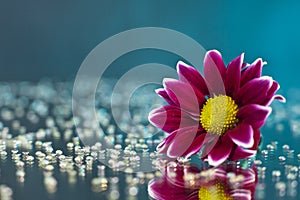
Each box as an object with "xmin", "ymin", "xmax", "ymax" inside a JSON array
[
  {"xmin": 148, "ymin": 161, "xmax": 257, "ymax": 200},
  {"xmin": 149, "ymin": 50, "xmax": 285, "ymax": 166}
]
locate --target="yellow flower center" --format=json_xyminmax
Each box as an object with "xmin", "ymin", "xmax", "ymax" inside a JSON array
[
  {"xmin": 198, "ymin": 182, "xmax": 232, "ymax": 200},
  {"xmin": 200, "ymin": 95, "xmax": 238, "ymax": 136}
]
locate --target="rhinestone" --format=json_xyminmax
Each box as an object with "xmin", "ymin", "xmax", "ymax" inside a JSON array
[{"xmin": 279, "ymin": 156, "xmax": 286, "ymax": 162}]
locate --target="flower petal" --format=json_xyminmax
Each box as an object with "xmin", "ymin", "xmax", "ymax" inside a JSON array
[
  {"xmin": 242, "ymin": 62, "xmax": 249, "ymax": 68},
  {"xmin": 155, "ymin": 88, "xmax": 176, "ymax": 105},
  {"xmin": 163, "ymin": 78, "xmax": 205, "ymax": 115},
  {"xmin": 148, "ymin": 105, "xmax": 198, "ymax": 133},
  {"xmin": 225, "ymin": 53, "xmax": 243, "ymax": 97},
  {"xmin": 167, "ymin": 126, "xmax": 199, "ymax": 158},
  {"xmin": 204, "ymin": 50, "xmax": 226, "ymax": 95},
  {"xmin": 177, "ymin": 61, "xmax": 209, "ymax": 95},
  {"xmin": 237, "ymin": 104, "xmax": 271, "ymax": 129},
  {"xmin": 241, "ymin": 58, "xmax": 263, "ymax": 86},
  {"xmin": 274, "ymin": 95, "xmax": 286, "ymax": 103},
  {"xmin": 157, "ymin": 126, "xmax": 201, "ymax": 155},
  {"xmin": 227, "ymin": 123, "xmax": 254, "ymax": 148},
  {"xmin": 236, "ymin": 76, "xmax": 273, "ymax": 106},
  {"xmin": 183, "ymin": 133, "xmax": 206, "ymax": 158},
  {"xmin": 229, "ymin": 146, "xmax": 256, "ymax": 161},
  {"xmin": 156, "ymin": 131, "xmax": 178, "ymax": 154},
  {"xmin": 263, "ymin": 95, "xmax": 286, "ymax": 107},
  {"xmin": 204, "ymin": 50, "xmax": 227, "ymax": 75},
  {"xmin": 262, "ymin": 81, "xmax": 281, "ymax": 106},
  {"xmin": 250, "ymin": 129, "xmax": 261, "ymax": 150},
  {"xmin": 208, "ymin": 134, "xmax": 233, "ymax": 166},
  {"xmin": 198, "ymin": 133, "xmax": 219, "ymax": 159}
]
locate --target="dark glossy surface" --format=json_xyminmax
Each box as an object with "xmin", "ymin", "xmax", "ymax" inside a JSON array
[{"xmin": 0, "ymin": 81, "xmax": 297, "ymax": 200}]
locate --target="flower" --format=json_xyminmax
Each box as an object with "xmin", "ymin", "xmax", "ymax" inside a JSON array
[
  {"xmin": 148, "ymin": 161, "xmax": 257, "ymax": 200},
  {"xmin": 149, "ymin": 50, "xmax": 285, "ymax": 166}
]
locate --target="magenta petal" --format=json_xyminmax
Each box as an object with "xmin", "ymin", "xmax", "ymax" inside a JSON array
[
  {"xmin": 237, "ymin": 104, "xmax": 271, "ymax": 129},
  {"xmin": 229, "ymin": 146, "xmax": 256, "ymax": 161},
  {"xmin": 155, "ymin": 88, "xmax": 176, "ymax": 105},
  {"xmin": 157, "ymin": 139, "xmax": 166, "ymax": 150},
  {"xmin": 225, "ymin": 53, "xmax": 243, "ymax": 97},
  {"xmin": 268, "ymin": 81, "xmax": 280, "ymax": 95},
  {"xmin": 156, "ymin": 131, "xmax": 178, "ymax": 154},
  {"xmin": 204, "ymin": 50, "xmax": 226, "ymax": 95},
  {"xmin": 167, "ymin": 126, "xmax": 199, "ymax": 158},
  {"xmin": 274, "ymin": 95, "xmax": 286, "ymax": 103},
  {"xmin": 262, "ymin": 81, "xmax": 281, "ymax": 106},
  {"xmin": 250, "ymin": 129, "xmax": 261, "ymax": 150},
  {"xmin": 263, "ymin": 95, "xmax": 286, "ymax": 107},
  {"xmin": 208, "ymin": 135, "xmax": 233, "ymax": 166},
  {"xmin": 241, "ymin": 58, "xmax": 263, "ymax": 86},
  {"xmin": 204, "ymin": 50, "xmax": 227, "ymax": 75},
  {"xmin": 176, "ymin": 61, "xmax": 209, "ymax": 95},
  {"xmin": 148, "ymin": 105, "xmax": 198, "ymax": 133},
  {"xmin": 197, "ymin": 133, "xmax": 219, "ymax": 159},
  {"xmin": 242, "ymin": 62, "xmax": 249, "ymax": 68},
  {"xmin": 265, "ymin": 81, "xmax": 280, "ymax": 100},
  {"xmin": 163, "ymin": 78, "xmax": 205, "ymax": 115},
  {"xmin": 236, "ymin": 76, "xmax": 273, "ymax": 106},
  {"xmin": 183, "ymin": 133, "xmax": 206, "ymax": 157},
  {"xmin": 227, "ymin": 123, "xmax": 254, "ymax": 148}
]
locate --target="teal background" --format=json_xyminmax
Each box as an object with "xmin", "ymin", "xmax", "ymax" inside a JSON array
[
  {"xmin": 0, "ymin": 2, "xmax": 299, "ymax": 199},
  {"xmin": 0, "ymin": 0, "xmax": 299, "ymax": 89}
]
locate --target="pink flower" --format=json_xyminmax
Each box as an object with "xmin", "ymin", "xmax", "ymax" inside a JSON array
[
  {"xmin": 149, "ymin": 50, "xmax": 285, "ymax": 166},
  {"xmin": 148, "ymin": 161, "xmax": 257, "ymax": 200}
]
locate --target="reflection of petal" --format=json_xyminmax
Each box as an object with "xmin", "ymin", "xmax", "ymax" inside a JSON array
[
  {"xmin": 166, "ymin": 163, "xmax": 200, "ymax": 189},
  {"xmin": 230, "ymin": 189, "xmax": 252, "ymax": 200},
  {"xmin": 148, "ymin": 161, "xmax": 257, "ymax": 200},
  {"xmin": 148, "ymin": 178, "xmax": 191, "ymax": 200}
]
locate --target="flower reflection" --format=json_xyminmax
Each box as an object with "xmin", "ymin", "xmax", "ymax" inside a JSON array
[{"xmin": 148, "ymin": 160, "xmax": 257, "ymax": 200}]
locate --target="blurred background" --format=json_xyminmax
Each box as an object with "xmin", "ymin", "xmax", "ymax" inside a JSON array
[{"xmin": 0, "ymin": 0, "xmax": 299, "ymax": 89}]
